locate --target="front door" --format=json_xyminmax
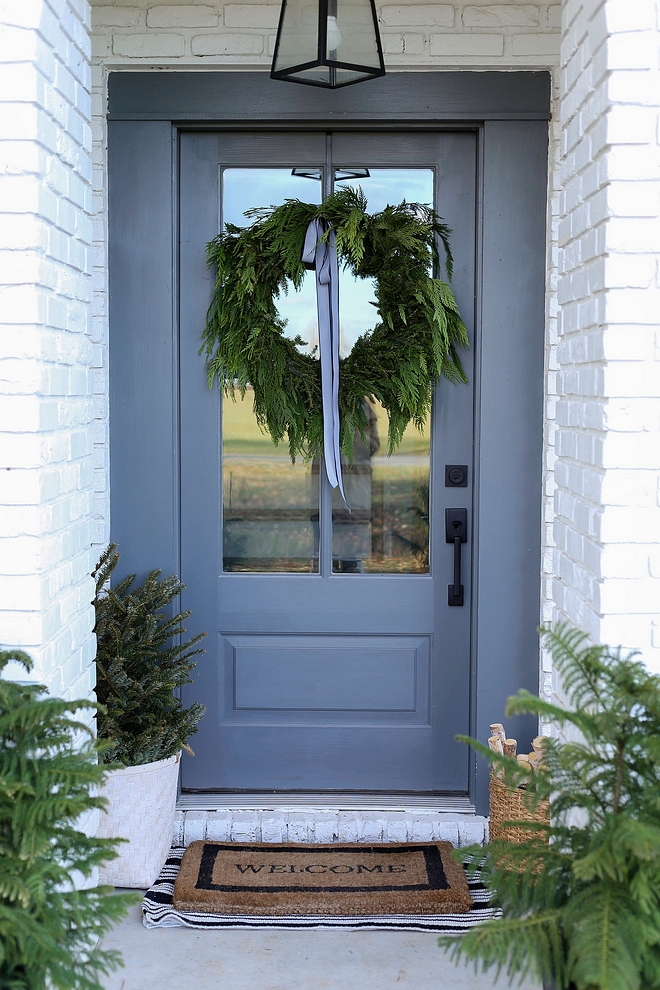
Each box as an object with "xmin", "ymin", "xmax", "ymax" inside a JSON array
[{"xmin": 178, "ymin": 130, "xmax": 476, "ymax": 794}]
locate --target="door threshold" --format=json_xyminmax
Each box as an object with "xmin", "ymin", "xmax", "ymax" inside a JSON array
[{"xmin": 177, "ymin": 792, "xmax": 476, "ymax": 813}]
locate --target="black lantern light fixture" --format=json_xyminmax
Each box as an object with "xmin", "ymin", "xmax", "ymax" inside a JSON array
[{"xmin": 270, "ymin": 0, "xmax": 385, "ymax": 89}]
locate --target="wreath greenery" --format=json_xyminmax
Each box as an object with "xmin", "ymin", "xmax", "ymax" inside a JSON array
[{"xmin": 202, "ymin": 186, "xmax": 469, "ymax": 461}]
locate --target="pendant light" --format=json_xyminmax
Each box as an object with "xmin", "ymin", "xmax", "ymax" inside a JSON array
[{"xmin": 271, "ymin": 0, "xmax": 385, "ymax": 89}]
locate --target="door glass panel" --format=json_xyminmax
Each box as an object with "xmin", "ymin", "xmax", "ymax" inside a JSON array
[
  {"xmin": 221, "ymin": 168, "xmax": 322, "ymax": 572},
  {"xmin": 223, "ymin": 387, "xmax": 320, "ymax": 572},
  {"xmin": 222, "ymin": 168, "xmax": 321, "ymax": 355},
  {"xmin": 335, "ymin": 169, "xmax": 433, "ymax": 355},
  {"xmin": 332, "ymin": 401, "xmax": 430, "ymax": 573},
  {"xmin": 332, "ymin": 168, "xmax": 434, "ymax": 572}
]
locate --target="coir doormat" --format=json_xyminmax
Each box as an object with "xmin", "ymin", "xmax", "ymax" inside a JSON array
[{"xmin": 173, "ymin": 841, "xmax": 472, "ymax": 917}]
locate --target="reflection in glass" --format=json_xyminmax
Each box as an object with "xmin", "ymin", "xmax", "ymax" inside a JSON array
[
  {"xmin": 222, "ymin": 168, "xmax": 322, "ymax": 355},
  {"xmin": 336, "ymin": 169, "xmax": 434, "ymax": 356},
  {"xmin": 331, "ymin": 167, "xmax": 433, "ymax": 573},
  {"xmin": 332, "ymin": 400, "xmax": 430, "ymax": 573},
  {"xmin": 221, "ymin": 169, "xmax": 322, "ymax": 572},
  {"xmin": 223, "ymin": 388, "xmax": 319, "ymax": 572}
]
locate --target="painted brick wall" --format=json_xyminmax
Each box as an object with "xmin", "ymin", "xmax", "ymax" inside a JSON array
[
  {"xmin": 0, "ymin": 0, "xmax": 97, "ymax": 709},
  {"xmin": 90, "ymin": 0, "xmax": 560, "ymax": 67},
  {"xmin": 555, "ymin": 0, "xmax": 660, "ymax": 671}
]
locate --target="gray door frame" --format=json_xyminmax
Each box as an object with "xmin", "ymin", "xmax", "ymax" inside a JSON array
[{"xmin": 108, "ymin": 71, "xmax": 550, "ymax": 814}]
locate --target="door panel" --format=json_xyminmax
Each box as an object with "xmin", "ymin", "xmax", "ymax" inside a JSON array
[
  {"xmin": 179, "ymin": 130, "xmax": 476, "ymax": 793},
  {"xmin": 228, "ymin": 635, "xmax": 427, "ymax": 715}
]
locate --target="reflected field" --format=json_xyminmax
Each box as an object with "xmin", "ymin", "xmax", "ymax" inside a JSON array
[{"xmin": 223, "ymin": 390, "xmax": 430, "ymax": 573}]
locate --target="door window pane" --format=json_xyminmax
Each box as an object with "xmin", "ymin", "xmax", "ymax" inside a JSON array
[
  {"xmin": 332, "ymin": 401, "xmax": 430, "ymax": 573},
  {"xmin": 332, "ymin": 168, "xmax": 434, "ymax": 572},
  {"xmin": 222, "ymin": 168, "xmax": 321, "ymax": 355},
  {"xmin": 223, "ymin": 388, "xmax": 320, "ymax": 572},
  {"xmin": 336, "ymin": 169, "xmax": 434, "ymax": 355},
  {"xmin": 221, "ymin": 168, "xmax": 322, "ymax": 572}
]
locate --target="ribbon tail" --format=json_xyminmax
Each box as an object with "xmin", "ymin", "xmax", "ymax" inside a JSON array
[
  {"xmin": 328, "ymin": 228, "xmax": 348, "ymax": 507},
  {"xmin": 312, "ymin": 221, "xmax": 339, "ymax": 491},
  {"xmin": 301, "ymin": 218, "xmax": 320, "ymax": 269},
  {"xmin": 302, "ymin": 217, "xmax": 349, "ymax": 509}
]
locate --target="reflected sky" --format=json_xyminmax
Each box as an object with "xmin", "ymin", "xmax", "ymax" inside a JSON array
[{"xmin": 221, "ymin": 167, "xmax": 434, "ymax": 358}]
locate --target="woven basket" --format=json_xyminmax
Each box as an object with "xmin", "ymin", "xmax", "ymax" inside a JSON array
[
  {"xmin": 489, "ymin": 770, "xmax": 550, "ymax": 844},
  {"xmin": 97, "ymin": 752, "xmax": 180, "ymax": 888}
]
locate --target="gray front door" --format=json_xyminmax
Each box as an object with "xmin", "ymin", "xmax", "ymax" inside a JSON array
[{"xmin": 179, "ymin": 130, "xmax": 476, "ymax": 793}]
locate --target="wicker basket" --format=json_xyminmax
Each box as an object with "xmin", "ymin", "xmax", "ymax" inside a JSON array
[
  {"xmin": 489, "ymin": 770, "xmax": 550, "ymax": 844},
  {"xmin": 97, "ymin": 752, "xmax": 180, "ymax": 888}
]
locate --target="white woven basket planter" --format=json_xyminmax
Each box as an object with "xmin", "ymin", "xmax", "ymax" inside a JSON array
[{"xmin": 98, "ymin": 752, "xmax": 180, "ymax": 888}]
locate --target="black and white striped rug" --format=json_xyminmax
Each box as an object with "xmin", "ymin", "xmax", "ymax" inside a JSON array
[{"xmin": 142, "ymin": 847, "xmax": 501, "ymax": 932}]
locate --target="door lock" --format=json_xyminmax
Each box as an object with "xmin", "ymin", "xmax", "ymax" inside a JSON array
[
  {"xmin": 445, "ymin": 464, "xmax": 468, "ymax": 487},
  {"xmin": 445, "ymin": 508, "xmax": 467, "ymax": 607}
]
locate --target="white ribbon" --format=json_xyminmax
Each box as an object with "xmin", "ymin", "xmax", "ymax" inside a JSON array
[{"xmin": 302, "ymin": 217, "xmax": 347, "ymax": 505}]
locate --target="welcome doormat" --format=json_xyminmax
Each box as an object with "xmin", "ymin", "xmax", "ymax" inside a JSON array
[
  {"xmin": 173, "ymin": 841, "xmax": 472, "ymax": 917},
  {"xmin": 144, "ymin": 847, "xmax": 501, "ymax": 932}
]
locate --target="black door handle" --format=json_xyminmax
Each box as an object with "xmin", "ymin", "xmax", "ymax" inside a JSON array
[{"xmin": 445, "ymin": 508, "xmax": 467, "ymax": 606}]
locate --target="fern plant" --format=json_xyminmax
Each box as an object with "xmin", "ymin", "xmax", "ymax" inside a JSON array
[
  {"xmin": 440, "ymin": 623, "xmax": 660, "ymax": 990},
  {"xmin": 0, "ymin": 649, "xmax": 137, "ymax": 990},
  {"xmin": 93, "ymin": 544, "xmax": 206, "ymax": 766}
]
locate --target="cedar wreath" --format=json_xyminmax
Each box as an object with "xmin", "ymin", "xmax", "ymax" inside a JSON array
[{"xmin": 202, "ymin": 186, "xmax": 469, "ymax": 462}]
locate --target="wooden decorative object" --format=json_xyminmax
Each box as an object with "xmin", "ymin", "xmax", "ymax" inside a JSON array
[
  {"xmin": 503, "ymin": 738, "xmax": 517, "ymax": 758},
  {"xmin": 488, "ymin": 735, "xmax": 504, "ymax": 755},
  {"xmin": 489, "ymin": 769, "xmax": 550, "ymax": 844}
]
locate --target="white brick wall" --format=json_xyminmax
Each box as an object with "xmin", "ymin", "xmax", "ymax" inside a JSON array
[
  {"xmin": 89, "ymin": 0, "xmax": 560, "ymax": 65},
  {"xmin": 0, "ymin": 0, "xmax": 96, "ymax": 704},
  {"xmin": 554, "ymin": 0, "xmax": 660, "ymax": 671}
]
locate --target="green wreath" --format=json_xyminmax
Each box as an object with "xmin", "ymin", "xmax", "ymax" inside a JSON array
[{"xmin": 202, "ymin": 186, "xmax": 468, "ymax": 461}]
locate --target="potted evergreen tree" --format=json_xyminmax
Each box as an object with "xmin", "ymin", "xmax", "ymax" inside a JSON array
[
  {"xmin": 0, "ymin": 648, "xmax": 137, "ymax": 989},
  {"xmin": 93, "ymin": 545, "xmax": 206, "ymax": 888},
  {"xmin": 440, "ymin": 624, "xmax": 660, "ymax": 990}
]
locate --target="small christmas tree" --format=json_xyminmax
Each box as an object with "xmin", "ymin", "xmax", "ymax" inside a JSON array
[
  {"xmin": 93, "ymin": 545, "xmax": 206, "ymax": 766},
  {"xmin": 440, "ymin": 624, "xmax": 660, "ymax": 990},
  {"xmin": 0, "ymin": 649, "xmax": 136, "ymax": 990}
]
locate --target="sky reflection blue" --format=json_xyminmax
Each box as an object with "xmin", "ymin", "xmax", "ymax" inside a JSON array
[{"xmin": 222, "ymin": 167, "xmax": 434, "ymax": 357}]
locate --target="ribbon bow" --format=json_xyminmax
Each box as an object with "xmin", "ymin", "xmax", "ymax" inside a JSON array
[{"xmin": 302, "ymin": 217, "xmax": 347, "ymax": 505}]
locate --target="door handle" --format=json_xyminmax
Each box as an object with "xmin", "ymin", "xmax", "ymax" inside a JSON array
[{"xmin": 445, "ymin": 508, "xmax": 467, "ymax": 606}]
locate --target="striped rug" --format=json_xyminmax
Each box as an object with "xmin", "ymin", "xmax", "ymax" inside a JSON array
[{"xmin": 142, "ymin": 847, "xmax": 501, "ymax": 932}]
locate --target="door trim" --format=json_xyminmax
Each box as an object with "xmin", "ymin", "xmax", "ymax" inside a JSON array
[
  {"xmin": 178, "ymin": 793, "xmax": 476, "ymax": 812},
  {"xmin": 108, "ymin": 72, "xmax": 549, "ymax": 813},
  {"xmin": 108, "ymin": 70, "xmax": 550, "ymax": 123}
]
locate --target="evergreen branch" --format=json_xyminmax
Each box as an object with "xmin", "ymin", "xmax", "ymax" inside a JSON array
[
  {"xmin": 440, "ymin": 910, "xmax": 566, "ymax": 988},
  {"xmin": 447, "ymin": 623, "xmax": 660, "ymax": 990},
  {"xmin": 0, "ymin": 650, "xmax": 137, "ymax": 989},
  {"xmin": 93, "ymin": 544, "xmax": 207, "ymax": 766}
]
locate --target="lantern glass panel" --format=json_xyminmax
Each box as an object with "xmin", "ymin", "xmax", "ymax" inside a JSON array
[
  {"xmin": 331, "ymin": 0, "xmax": 381, "ymax": 71},
  {"xmin": 273, "ymin": 0, "xmax": 320, "ymax": 74}
]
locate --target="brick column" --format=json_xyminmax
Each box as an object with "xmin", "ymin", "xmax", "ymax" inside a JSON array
[
  {"xmin": 555, "ymin": 0, "xmax": 660, "ymax": 665},
  {"xmin": 0, "ymin": 0, "xmax": 96, "ymax": 702}
]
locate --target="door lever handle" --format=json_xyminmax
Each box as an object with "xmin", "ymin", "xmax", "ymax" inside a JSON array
[{"xmin": 445, "ymin": 508, "xmax": 467, "ymax": 606}]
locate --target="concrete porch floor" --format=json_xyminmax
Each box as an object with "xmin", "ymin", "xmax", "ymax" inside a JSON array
[{"xmin": 101, "ymin": 900, "xmax": 542, "ymax": 990}]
